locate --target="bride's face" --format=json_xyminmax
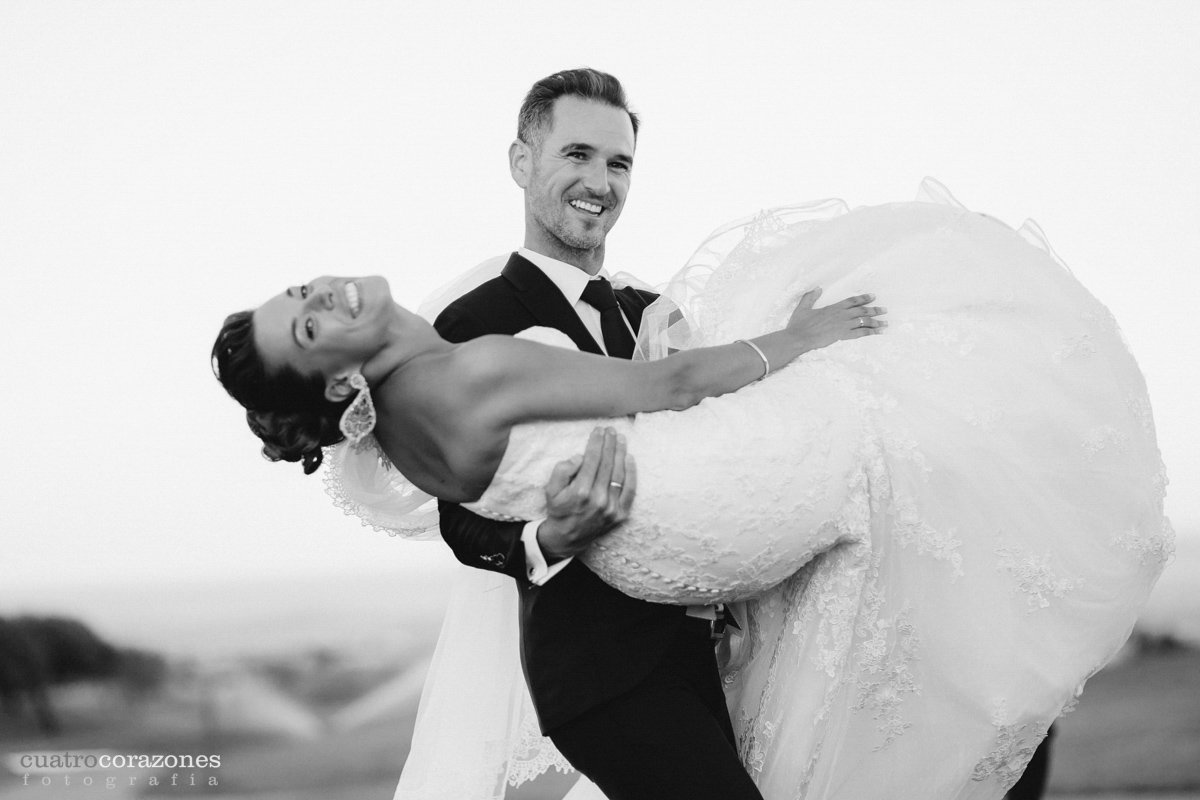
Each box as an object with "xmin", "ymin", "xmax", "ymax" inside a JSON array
[{"xmin": 253, "ymin": 275, "xmax": 394, "ymax": 384}]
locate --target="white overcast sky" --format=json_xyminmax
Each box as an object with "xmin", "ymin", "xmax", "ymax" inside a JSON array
[{"xmin": 2, "ymin": 0, "xmax": 1197, "ymax": 597}]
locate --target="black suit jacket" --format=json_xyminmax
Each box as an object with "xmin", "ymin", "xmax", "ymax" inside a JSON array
[{"xmin": 434, "ymin": 253, "xmax": 688, "ymax": 733}]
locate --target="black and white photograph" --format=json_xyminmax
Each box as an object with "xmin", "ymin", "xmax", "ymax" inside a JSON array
[{"xmin": 2, "ymin": 2, "xmax": 1197, "ymax": 799}]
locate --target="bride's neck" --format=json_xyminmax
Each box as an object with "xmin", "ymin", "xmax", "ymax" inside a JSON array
[{"xmin": 363, "ymin": 309, "xmax": 452, "ymax": 389}]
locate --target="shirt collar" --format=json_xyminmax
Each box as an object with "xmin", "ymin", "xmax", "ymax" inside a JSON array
[{"xmin": 518, "ymin": 247, "xmax": 612, "ymax": 307}]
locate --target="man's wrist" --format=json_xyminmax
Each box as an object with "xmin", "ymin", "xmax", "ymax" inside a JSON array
[
  {"xmin": 523, "ymin": 519, "xmax": 572, "ymax": 585},
  {"xmin": 535, "ymin": 519, "xmax": 570, "ymax": 564}
]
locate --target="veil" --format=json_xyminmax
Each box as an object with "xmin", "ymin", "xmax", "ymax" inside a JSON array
[
  {"xmin": 377, "ymin": 254, "xmax": 674, "ymax": 798},
  {"xmin": 378, "ymin": 254, "xmax": 581, "ymax": 798}
]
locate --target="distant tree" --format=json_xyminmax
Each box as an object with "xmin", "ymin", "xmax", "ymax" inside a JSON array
[
  {"xmin": 114, "ymin": 647, "xmax": 167, "ymax": 699},
  {"xmin": 0, "ymin": 615, "xmax": 121, "ymax": 734},
  {"xmin": 0, "ymin": 617, "xmax": 58, "ymax": 733}
]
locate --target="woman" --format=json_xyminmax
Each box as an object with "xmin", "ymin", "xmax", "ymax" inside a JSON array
[{"xmin": 213, "ymin": 183, "xmax": 1170, "ymax": 799}]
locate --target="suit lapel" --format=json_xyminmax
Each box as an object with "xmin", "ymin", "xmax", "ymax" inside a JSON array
[{"xmin": 501, "ymin": 254, "xmax": 605, "ymax": 355}]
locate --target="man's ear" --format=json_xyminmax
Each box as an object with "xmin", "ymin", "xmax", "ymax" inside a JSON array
[
  {"xmin": 509, "ymin": 139, "xmax": 531, "ymax": 188},
  {"xmin": 325, "ymin": 372, "xmax": 358, "ymax": 404}
]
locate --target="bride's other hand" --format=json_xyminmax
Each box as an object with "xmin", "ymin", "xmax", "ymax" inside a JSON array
[
  {"xmin": 536, "ymin": 427, "xmax": 636, "ymax": 564},
  {"xmin": 786, "ymin": 288, "xmax": 887, "ymax": 352}
]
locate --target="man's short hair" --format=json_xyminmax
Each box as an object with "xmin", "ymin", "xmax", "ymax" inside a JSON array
[{"xmin": 517, "ymin": 68, "xmax": 639, "ymax": 152}]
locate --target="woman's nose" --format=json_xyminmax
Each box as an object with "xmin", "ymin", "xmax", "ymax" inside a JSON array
[{"xmin": 305, "ymin": 287, "xmax": 335, "ymax": 311}]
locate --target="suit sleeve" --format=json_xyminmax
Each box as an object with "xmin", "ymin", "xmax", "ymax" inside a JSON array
[
  {"xmin": 437, "ymin": 499, "xmax": 529, "ymax": 582},
  {"xmin": 433, "ymin": 300, "xmax": 533, "ymax": 583}
]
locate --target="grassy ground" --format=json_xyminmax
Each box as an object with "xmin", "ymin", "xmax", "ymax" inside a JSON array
[{"xmin": 2, "ymin": 644, "xmax": 1197, "ymax": 799}]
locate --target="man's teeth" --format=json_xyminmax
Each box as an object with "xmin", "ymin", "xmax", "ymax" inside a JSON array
[
  {"xmin": 570, "ymin": 199, "xmax": 603, "ymax": 215},
  {"xmin": 346, "ymin": 281, "xmax": 361, "ymax": 316}
]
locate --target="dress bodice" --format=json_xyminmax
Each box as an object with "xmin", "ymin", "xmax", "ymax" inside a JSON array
[{"xmin": 465, "ymin": 326, "xmax": 869, "ymax": 605}]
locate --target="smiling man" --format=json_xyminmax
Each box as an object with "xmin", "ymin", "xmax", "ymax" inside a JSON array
[
  {"xmin": 432, "ymin": 69, "xmax": 764, "ymax": 800},
  {"xmin": 511, "ymin": 92, "xmax": 634, "ymax": 272}
]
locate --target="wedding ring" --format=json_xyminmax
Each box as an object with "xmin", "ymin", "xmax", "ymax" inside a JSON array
[
  {"xmin": 609, "ymin": 481, "xmax": 624, "ymax": 490},
  {"xmin": 857, "ymin": 317, "xmax": 865, "ymax": 328}
]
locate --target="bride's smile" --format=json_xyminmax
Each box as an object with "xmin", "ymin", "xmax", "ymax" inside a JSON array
[{"xmin": 251, "ymin": 274, "xmax": 400, "ymax": 386}]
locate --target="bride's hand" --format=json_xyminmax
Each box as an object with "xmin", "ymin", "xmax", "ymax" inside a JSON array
[{"xmin": 786, "ymin": 288, "xmax": 886, "ymax": 352}]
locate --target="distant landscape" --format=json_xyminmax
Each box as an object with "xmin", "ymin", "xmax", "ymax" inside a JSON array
[
  {"xmin": 1, "ymin": 536, "xmax": 1196, "ymax": 799},
  {"xmin": 8, "ymin": 534, "xmax": 1197, "ymax": 662}
]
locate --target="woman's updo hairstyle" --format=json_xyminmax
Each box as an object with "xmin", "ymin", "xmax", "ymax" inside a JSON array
[{"xmin": 212, "ymin": 310, "xmax": 351, "ymax": 474}]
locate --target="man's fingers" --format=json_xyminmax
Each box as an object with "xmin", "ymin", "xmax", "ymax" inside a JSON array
[
  {"xmin": 590, "ymin": 428, "xmax": 618, "ymax": 503},
  {"xmin": 606, "ymin": 436, "xmax": 631, "ymax": 516},
  {"xmin": 544, "ymin": 455, "xmax": 582, "ymax": 500},
  {"xmin": 573, "ymin": 427, "xmax": 607, "ymax": 491},
  {"xmin": 607, "ymin": 433, "xmax": 628, "ymax": 494},
  {"xmin": 618, "ymin": 454, "xmax": 637, "ymax": 514}
]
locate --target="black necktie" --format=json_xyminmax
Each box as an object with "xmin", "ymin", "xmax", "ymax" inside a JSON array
[{"xmin": 581, "ymin": 277, "xmax": 636, "ymax": 359}]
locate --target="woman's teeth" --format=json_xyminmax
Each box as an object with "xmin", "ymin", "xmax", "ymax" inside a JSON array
[
  {"xmin": 569, "ymin": 199, "xmax": 603, "ymax": 215},
  {"xmin": 345, "ymin": 281, "xmax": 361, "ymax": 316}
]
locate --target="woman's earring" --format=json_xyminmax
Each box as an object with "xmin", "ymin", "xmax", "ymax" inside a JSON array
[{"xmin": 338, "ymin": 373, "xmax": 376, "ymax": 444}]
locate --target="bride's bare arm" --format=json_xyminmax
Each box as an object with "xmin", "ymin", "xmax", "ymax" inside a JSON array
[{"xmin": 463, "ymin": 290, "xmax": 884, "ymax": 430}]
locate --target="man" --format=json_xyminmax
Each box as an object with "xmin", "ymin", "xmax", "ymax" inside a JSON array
[{"xmin": 434, "ymin": 69, "xmax": 764, "ymax": 800}]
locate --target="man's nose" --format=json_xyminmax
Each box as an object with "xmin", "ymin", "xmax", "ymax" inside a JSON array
[{"xmin": 582, "ymin": 160, "xmax": 609, "ymax": 195}]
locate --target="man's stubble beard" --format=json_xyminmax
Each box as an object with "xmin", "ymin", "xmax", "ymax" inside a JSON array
[
  {"xmin": 529, "ymin": 197, "xmax": 612, "ymax": 259},
  {"xmin": 527, "ymin": 164, "xmax": 617, "ymax": 259}
]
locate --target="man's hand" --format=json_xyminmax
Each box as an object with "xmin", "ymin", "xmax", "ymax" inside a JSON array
[{"xmin": 536, "ymin": 426, "xmax": 636, "ymax": 563}]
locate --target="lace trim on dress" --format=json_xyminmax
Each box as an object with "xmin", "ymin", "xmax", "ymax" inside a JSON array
[
  {"xmin": 853, "ymin": 595, "xmax": 921, "ymax": 751},
  {"xmin": 1113, "ymin": 517, "xmax": 1176, "ymax": 566},
  {"xmin": 504, "ymin": 695, "xmax": 575, "ymax": 786},
  {"xmin": 994, "ymin": 540, "xmax": 1084, "ymax": 612},
  {"xmin": 322, "ymin": 436, "xmax": 442, "ymax": 540},
  {"xmin": 970, "ymin": 701, "xmax": 1052, "ymax": 791}
]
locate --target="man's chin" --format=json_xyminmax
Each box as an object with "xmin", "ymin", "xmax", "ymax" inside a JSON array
[{"xmin": 554, "ymin": 228, "xmax": 606, "ymax": 252}]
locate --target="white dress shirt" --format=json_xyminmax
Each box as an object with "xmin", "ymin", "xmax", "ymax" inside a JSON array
[
  {"xmin": 517, "ymin": 247, "xmax": 639, "ymax": 355},
  {"xmin": 516, "ymin": 247, "xmax": 617, "ymax": 583}
]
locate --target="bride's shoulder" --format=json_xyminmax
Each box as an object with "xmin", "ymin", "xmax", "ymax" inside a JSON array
[{"xmin": 447, "ymin": 328, "xmax": 576, "ymax": 386}]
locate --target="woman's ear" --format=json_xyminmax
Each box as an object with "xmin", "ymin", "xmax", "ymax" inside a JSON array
[
  {"xmin": 509, "ymin": 139, "xmax": 531, "ymax": 188},
  {"xmin": 325, "ymin": 372, "xmax": 358, "ymax": 404}
]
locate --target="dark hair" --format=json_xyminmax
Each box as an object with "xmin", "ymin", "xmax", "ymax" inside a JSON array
[
  {"xmin": 517, "ymin": 68, "xmax": 639, "ymax": 152},
  {"xmin": 211, "ymin": 310, "xmax": 350, "ymax": 474}
]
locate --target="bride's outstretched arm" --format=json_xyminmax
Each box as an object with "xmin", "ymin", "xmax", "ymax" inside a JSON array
[{"xmin": 464, "ymin": 290, "xmax": 884, "ymax": 429}]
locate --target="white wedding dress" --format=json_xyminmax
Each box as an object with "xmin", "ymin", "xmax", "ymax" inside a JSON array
[{"xmin": 325, "ymin": 180, "xmax": 1171, "ymax": 800}]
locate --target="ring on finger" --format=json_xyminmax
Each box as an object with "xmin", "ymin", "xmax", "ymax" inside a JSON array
[{"xmin": 609, "ymin": 481, "xmax": 624, "ymax": 490}]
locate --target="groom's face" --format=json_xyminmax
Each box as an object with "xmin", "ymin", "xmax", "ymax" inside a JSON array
[{"xmin": 518, "ymin": 96, "xmax": 635, "ymax": 267}]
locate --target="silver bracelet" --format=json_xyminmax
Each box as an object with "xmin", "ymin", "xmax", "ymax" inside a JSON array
[{"xmin": 736, "ymin": 339, "xmax": 770, "ymax": 381}]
